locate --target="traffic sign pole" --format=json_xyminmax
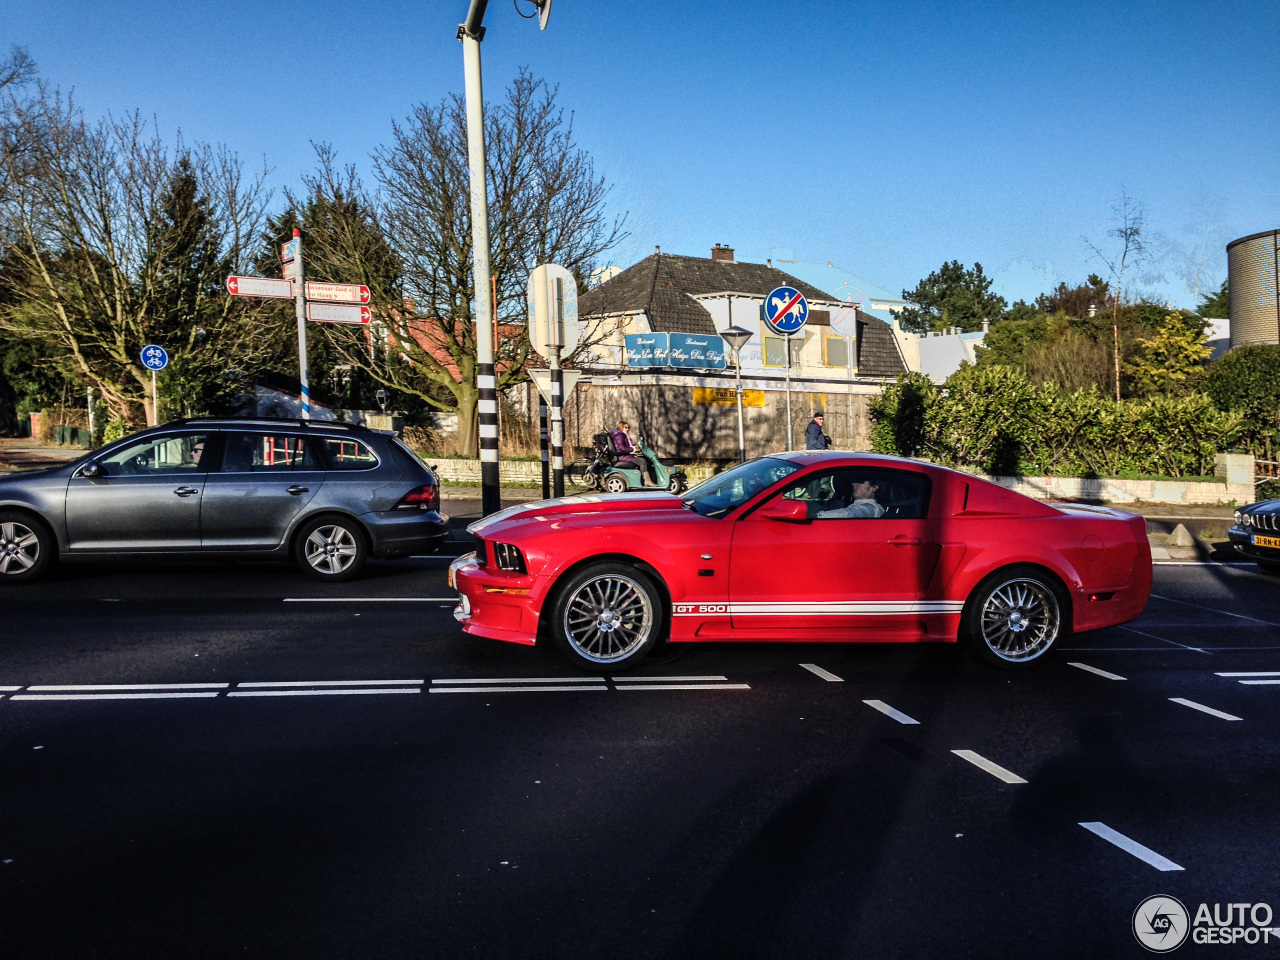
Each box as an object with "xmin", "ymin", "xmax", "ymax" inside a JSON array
[
  {"xmin": 539, "ymin": 395, "xmax": 550, "ymax": 500},
  {"xmin": 550, "ymin": 352, "xmax": 564, "ymax": 498},
  {"xmin": 152, "ymin": 370, "xmax": 158, "ymax": 425},
  {"xmin": 785, "ymin": 336, "xmax": 793, "ymax": 450},
  {"xmin": 292, "ymin": 228, "xmax": 310, "ymax": 419}
]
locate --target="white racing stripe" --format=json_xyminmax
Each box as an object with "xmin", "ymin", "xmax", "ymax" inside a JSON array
[
  {"xmin": 236, "ymin": 680, "xmax": 424, "ymax": 688},
  {"xmin": 1169, "ymin": 697, "xmax": 1243, "ymax": 721},
  {"xmin": 800, "ymin": 664, "xmax": 844, "ymax": 682},
  {"xmin": 674, "ymin": 601, "xmax": 964, "ymax": 617},
  {"xmin": 429, "ymin": 685, "xmax": 608, "ymax": 693},
  {"xmin": 615, "ymin": 684, "xmax": 750, "ymax": 691},
  {"xmin": 27, "ymin": 683, "xmax": 230, "ymax": 691},
  {"xmin": 862, "ymin": 699, "xmax": 920, "ymax": 725},
  {"xmin": 228, "ymin": 688, "xmax": 422, "ymax": 698},
  {"xmin": 1068, "ymin": 662, "xmax": 1126, "ymax": 681},
  {"xmin": 13, "ymin": 692, "xmax": 222, "ymax": 701},
  {"xmin": 952, "ymin": 749, "xmax": 1027, "ymax": 784},
  {"xmin": 1079, "ymin": 822, "xmax": 1184, "ymax": 871}
]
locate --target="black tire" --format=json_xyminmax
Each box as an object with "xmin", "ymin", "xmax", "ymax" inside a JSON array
[
  {"xmin": 962, "ymin": 565, "xmax": 1067, "ymax": 668},
  {"xmin": 603, "ymin": 473, "xmax": 629, "ymax": 494},
  {"xmin": 567, "ymin": 458, "xmax": 597, "ymax": 491},
  {"xmin": 550, "ymin": 562, "xmax": 667, "ymax": 672},
  {"xmin": 1257, "ymin": 560, "xmax": 1280, "ymax": 576},
  {"xmin": 667, "ymin": 474, "xmax": 686, "ymax": 495},
  {"xmin": 0, "ymin": 511, "xmax": 56, "ymax": 584},
  {"xmin": 294, "ymin": 515, "xmax": 369, "ymax": 582}
]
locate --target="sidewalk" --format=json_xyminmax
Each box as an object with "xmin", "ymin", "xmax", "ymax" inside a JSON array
[{"xmin": 0, "ymin": 437, "xmax": 87, "ymax": 472}]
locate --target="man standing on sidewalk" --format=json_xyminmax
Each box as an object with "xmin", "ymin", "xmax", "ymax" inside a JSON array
[{"xmin": 805, "ymin": 412, "xmax": 831, "ymax": 450}]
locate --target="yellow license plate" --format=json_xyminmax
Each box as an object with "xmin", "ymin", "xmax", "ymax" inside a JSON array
[{"xmin": 1252, "ymin": 535, "xmax": 1280, "ymax": 549}]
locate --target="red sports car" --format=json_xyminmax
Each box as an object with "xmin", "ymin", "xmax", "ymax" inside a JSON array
[{"xmin": 449, "ymin": 452, "xmax": 1152, "ymax": 672}]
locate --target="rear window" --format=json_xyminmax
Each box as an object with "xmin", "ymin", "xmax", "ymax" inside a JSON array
[{"xmin": 319, "ymin": 436, "xmax": 379, "ymax": 471}]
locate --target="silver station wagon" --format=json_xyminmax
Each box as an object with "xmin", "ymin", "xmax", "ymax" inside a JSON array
[{"xmin": 0, "ymin": 418, "xmax": 447, "ymax": 583}]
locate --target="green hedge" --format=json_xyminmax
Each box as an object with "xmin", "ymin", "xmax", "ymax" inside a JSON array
[{"xmin": 870, "ymin": 366, "xmax": 1243, "ymax": 479}]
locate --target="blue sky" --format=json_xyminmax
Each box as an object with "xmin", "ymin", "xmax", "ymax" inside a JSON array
[{"xmin": 3, "ymin": 0, "xmax": 1277, "ymax": 309}]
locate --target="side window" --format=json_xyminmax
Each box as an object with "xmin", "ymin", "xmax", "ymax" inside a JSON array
[
  {"xmin": 319, "ymin": 437, "xmax": 379, "ymax": 471},
  {"xmin": 220, "ymin": 433, "xmax": 317, "ymax": 473},
  {"xmin": 777, "ymin": 468, "xmax": 930, "ymax": 520},
  {"xmin": 99, "ymin": 433, "xmax": 209, "ymax": 476}
]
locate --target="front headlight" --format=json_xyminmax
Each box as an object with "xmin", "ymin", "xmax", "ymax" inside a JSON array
[
  {"xmin": 492, "ymin": 542, "xmax": 527, "ymax": 573},
  {"xmin": 1235, "ymin": 511, "xmax": 1244, "ymax": 526}
]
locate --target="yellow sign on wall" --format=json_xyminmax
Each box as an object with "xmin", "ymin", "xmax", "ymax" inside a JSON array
[{"xmin": 693, "ymin": 387, "xmax": 766, "ymax": 407}]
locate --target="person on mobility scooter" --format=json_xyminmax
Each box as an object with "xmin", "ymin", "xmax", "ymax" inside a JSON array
[{"xmin": 569, "ymin": 423, "xmax": 687, "ymax": 494}]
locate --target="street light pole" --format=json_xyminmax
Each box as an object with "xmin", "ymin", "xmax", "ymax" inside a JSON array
[{"xmin": 721, "ymin": 322, "xmax": 753, "ymax": 463}]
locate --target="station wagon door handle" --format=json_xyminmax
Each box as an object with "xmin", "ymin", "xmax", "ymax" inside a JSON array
[
  {"xmin": 887, "ymin": 535, "xmax": 923, "ymax": 546},
  {"xmin": 173, "ymin": 486, "xmax": 200, "ymax": 498},
  {"xmin": 287, "ymin": 485, "xmax": 310, "ymax": 496}
]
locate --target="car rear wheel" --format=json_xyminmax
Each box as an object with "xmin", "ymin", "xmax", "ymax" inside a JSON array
[
  {"xmin": 295, "ymin": 516, "xmax": 368, "ymax": 581},
  {"xmin": 0, "ymin": 512, "xmax": 55, "ymax": 584},
  {"xmin": 963, "ymin": 566, "xmax": 1065, "ymax": 667},
  {"xmin": 603, "ymin": 473, "xmax": 629, "ymax": 494},
  {"xmin": 551, "ymin": 562, "xmax": 666, "ymax": 672}
]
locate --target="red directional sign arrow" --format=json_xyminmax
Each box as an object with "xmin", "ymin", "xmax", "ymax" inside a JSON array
[
  {"xmin": 226, "ymin": 275, "xmax": 294, "ymax": 299},
  {"xmin": 306, "ymin": 303, "xmax": 371, "ymax": 325},
  {"xmin": 305, "ymin": 281, "xmax": 370, "ymax": 304}
]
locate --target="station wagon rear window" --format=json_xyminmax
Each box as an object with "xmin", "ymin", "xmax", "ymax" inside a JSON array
[{"xmin": 319, "ymin": 437, "xmax": 379, "ymax": 471}]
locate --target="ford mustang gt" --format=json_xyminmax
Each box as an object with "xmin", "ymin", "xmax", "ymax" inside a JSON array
[{"xmin": 449, "ymin": 452, "xmax": 1152, "ymax": 671}]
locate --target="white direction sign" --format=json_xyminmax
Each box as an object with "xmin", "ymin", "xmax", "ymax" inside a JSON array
[
  {"xmin": 305, "ymin": 281, "xmax": 371, "ymax": 304},
  {"xmin": 526, "ymin": 263, "xmax": 581, "ymax": 360},
  {"xmin": 280, "ymin": 238, "xmax": 298, "ymax": 262},
  {"xmin": 306, "ymin": 303, "xmax": 372, "ymax": 325},
  {"xmin": 528, "ymin": 368, "xmax": 582, "ymax": 405},
  {"xmin": 227, "ymin": 275, "xmax": 294, "ymax": 299},
  {"xmin": 282, "ymin": 260, "xmax": 297, "ymax": 281}
]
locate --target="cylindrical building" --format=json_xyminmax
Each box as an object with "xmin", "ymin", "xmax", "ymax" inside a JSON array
[{"xmin": 1227, "ymin": 229, "xmax": 1280, "ymax": 347}]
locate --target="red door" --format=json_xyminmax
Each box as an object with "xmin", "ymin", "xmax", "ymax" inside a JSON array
[{"xmin": 727, "ymin": 466, "xmax": 944, "ymax": 639}]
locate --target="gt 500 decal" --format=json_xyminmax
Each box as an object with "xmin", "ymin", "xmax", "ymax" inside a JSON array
[{"xmin": 674, "ymin": 603, "xmax": 728, "ymax": 615}]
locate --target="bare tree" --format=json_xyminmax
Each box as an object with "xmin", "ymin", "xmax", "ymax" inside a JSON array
[
  {"xmin": 1085, "ymin": 190, "xmax": 1149, "ymax": 401},
  {"xmin": 0, "ymin": 46, "xmax": 39, "ymax": 209},
  {"xmin": 0, "ymin": 89, "xmax": 274, "ymax": 424}
]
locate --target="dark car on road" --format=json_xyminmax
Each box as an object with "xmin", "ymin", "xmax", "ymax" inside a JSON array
[
  {"xmin": 1230, "ymin": 500, "xmax": 1280, "ymax": 574},
  {"xmin": 0, "ymin": 418, "xmax": 447, "ymax": 583}
]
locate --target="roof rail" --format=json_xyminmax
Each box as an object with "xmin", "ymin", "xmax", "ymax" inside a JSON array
[{"xmin": 159, "ymin": 416, "xmax": 369, "ymax": 432}]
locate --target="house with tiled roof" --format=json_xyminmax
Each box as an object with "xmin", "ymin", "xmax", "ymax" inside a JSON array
[{"xmin": 556, "ymin": 246, "xmax": 912, "ymax": 458}]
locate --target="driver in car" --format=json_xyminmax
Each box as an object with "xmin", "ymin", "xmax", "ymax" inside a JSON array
[{"xmin": 817, "ymin": 477, "xmax": 885, "ymax": 519}]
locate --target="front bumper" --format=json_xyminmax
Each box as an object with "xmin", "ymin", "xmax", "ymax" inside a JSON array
[
  {"xmin": 448, "ymin": 551, "xmax": 545, "ymax": 646},
  {"xmin": 1229, "ymin": 526, "xmax": 1280, "ymax": 563}
]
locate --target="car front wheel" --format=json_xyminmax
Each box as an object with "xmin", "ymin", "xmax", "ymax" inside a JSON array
[
  {"xmin": 963, "ymin": 566, "xmax": 1065, "ymax": 667},
  {"xmin": 0, "ymin": 512, "xmax": 55, "ymax": 583},
  {"xmin": 295, "ymin": 516, "xmax": 369, "ymax": 581},
  {"xmin": 550, "ymin": 562, "xmax": 666, "ymax": 672}
]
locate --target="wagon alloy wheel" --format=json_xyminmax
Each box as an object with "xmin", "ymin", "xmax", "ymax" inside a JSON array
[
  {"xmin": 0, "ymin": 512, "xmax": 54, "ymax": 584},
  {"xmin": 966, "ymin": 570, "xmax": 1063, "ymax": 666},
  {"xmin": 0, "ymin": 521, "xmax": 40, "ymax": 575},
  {"xmin": 552, "ymin": 563, "xmax": 666, "ymax": 671},
  {"xmin": 295, "ymin": 517, "xmax": 368, "ymax": 581}
]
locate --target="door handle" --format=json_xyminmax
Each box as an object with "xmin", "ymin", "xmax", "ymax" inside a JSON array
[
  {"xmin": 173, "ymin": 486, "xmax": 199, "ymax": 498},
  {"xmin": 887, "ymin": 536, "xmax": 923, "ymax": 546},
  {"xmin": 287, "ymin": 485, "xmax": 310, "ymax": 496}
]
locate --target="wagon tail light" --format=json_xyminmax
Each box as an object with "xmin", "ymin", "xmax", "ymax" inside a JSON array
[{"xmin": 393, "ymin": 485, "xmax": 438, "ymax": 511}]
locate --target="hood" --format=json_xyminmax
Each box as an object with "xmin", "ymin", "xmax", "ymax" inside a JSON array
[
  {"xmin": 467, "ymin": 491, "xmax": 683, "ymax": 537},
  {"xmin": 1241, "ymin": 499, "xmax": 1280, "ymax": 515}
]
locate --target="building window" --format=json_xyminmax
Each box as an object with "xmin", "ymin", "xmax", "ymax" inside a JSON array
[
  {"xmin": 764, "ymin": 336, "xmax": 802, "ymax": 367},
  {"xmin": 824, "ymin": 336, "xmax": 851, "ymax": 367}
]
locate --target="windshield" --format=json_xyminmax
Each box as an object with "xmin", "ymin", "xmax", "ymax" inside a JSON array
[{"xmin": 682, "ymin": 457, "xmax": 800, "ymax": 518}]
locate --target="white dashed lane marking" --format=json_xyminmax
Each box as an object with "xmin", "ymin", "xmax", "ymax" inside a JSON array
[
  {"xmin": 951, "ymin": 750, "xmax": 1027, "ymax": 784},
  {"xmin": 800, "ymin": 663, "xmax": 844, "ymax": 682},
  {"xmin": 1169, "ymin": 698, "xmax": 1243, "ymax": 721},
  {"xmin": 862, "ymin": 700, "xmax": 919, "ymax": 725},
  {"xmin": 228, "ymin": 688, "xmax": 422, "ymax": 698},
  {"xmin": 430, "ymin": 685, "xmax": 609, "ymax": 693},
  {"xmin": 1068, "ymin": 662, "xmax": 1126, "ymax": 680},
  {"xmin": 27, "ymin": 683, "xmax": 230, "ymax": 691},
  {"xmin": 237, "ymin": 680, "xmax": 424, "ymax": 688},
  {"xmin": 1217, "ymin": 671, "xmax": 1280, "ymax": 685},
  {"xmin": 1078, "ymin": 822, "xmax": 1184, "ymax": 871},
  {"xmin": 14, "ymin": 692, "xmax": 221, "ymax": 701}
]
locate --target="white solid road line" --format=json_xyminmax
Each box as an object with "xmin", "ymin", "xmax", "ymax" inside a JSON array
[
  {"xmin": 237, "ymin": 680, "xmax": 424, "ymax": 688},
  {"xmin": 862, "ymin": 699, "xmax": 920, "ymax": 725},
  {"xmin": 1169, "ymin": 697, "xmax": 1243, "ymax": 721},
  {"xmin": 432, "ymin": 677, "xmax": 600, "ymax": 685},
  {"xmin": 1078, "ymin": 822, "xmax": 1184, "ymax": 871},
  {"xmin": 227, "ymin": 688, "xmax": 422, "ymax": 698},
  {"xmin": 27, "ymin": 683, "xmax": 230, "ymax": 691},
  {"xmin": 1239, "ymin": 680, "xmax": 1280, "ymax": 685},
  {"xmin": 1119, "ymin": 626, "xmax": 1209, "ymax": 653},
  {"xmin": 429, "ymin": 685, "xmax": 608, "ymax": 693},
  {"xmin": 951, "ymin": 750, "xmax": 1028, "ymax": 784},
  {"xmin": 800, "ymin": 663, "xmax": 844, "ymax": 682},
  {"xmin": 1216, "ymin": 671, "xmax": 1280, "ymax": 677},
  {"xmin": 0, "ymin": 685, "xmax": 23, "ymax": 691},
  {"xmin": 1149, "ymin": 593, "xmax": 1280, "ymax": 626},
  {"xmin": 611, "ymin": 676, "xmax": 729, "ymax": 682},
  {"xmin": 283, "ymin": 597, "xmax": 457, "ymax": 603},
  {"xmin": 1067, "ymin": 662, "xmax": 1126, "ymax": 681},
  {"xmin": 615, "ymin": 683, "xmax": 751, "ymax": 691},
  {"xmin": 13, "ymin": 692, "xmax": 222, "ymax": 701}
]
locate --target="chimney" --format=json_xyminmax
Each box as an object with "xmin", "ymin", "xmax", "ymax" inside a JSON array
[{"xmin": 711, "ymin": 244, "xmax": 734, "ymax": 262}]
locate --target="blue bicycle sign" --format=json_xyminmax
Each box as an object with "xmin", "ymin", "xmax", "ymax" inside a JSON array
[
  {"xmin": 140, "ymin": 345, "xmax": 169, "ymax": 371},
  {"xmin": 761, "ymin": 286, "xmax": 808, "ymax": 336}
]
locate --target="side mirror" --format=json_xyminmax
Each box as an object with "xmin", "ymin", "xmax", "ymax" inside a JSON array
[
  {"xmin": 756, "ymin": 498, "xmax": 809, "ymax": 523},
  {"xmin": 79, "ymin": 461, "xmax": 103, "ymax": 478}
]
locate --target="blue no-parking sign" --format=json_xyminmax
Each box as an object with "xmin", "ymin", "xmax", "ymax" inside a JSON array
[
  {"xmin": 761, "ymin": 286, "xmax": 809, "ymax": 336},
  {"xmin": 140, "ymin": 345, "xmax": 169, "ymax": 371}
]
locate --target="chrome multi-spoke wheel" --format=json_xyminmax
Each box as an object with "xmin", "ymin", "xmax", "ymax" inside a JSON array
[
  {"xmin": 552, "ymin": 563, "xmax": 665, "ymax": 671},
  {"xmin": 0, "ymin": 520, "xmax": 40, "ymax": 575},
  {"xmin": 296, "ymin": 517, "xmax": 368, "ymax": 581},
  {"xmin": 0, "ymin": 512, "xmax": 53, "ymax": 583},
  {"xmin": 966, "ymin": 568, "xmax": 1063, "ymax": 666}
]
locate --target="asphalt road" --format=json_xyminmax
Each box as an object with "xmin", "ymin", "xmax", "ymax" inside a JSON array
[{"xmin": 1, "ymin": 502, "xmax": 1277, "ymax": 959}]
